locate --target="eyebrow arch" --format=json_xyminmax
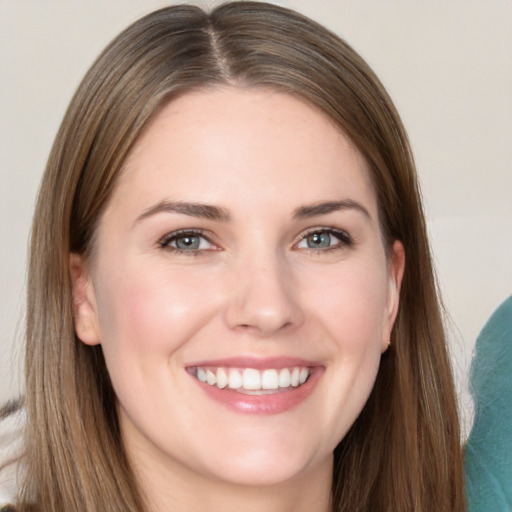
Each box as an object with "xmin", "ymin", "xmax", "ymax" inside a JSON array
[
  {"xmin": 134, "ymin": 200, "xmax": 231, "ymax": 224},
  {"xmin": 293, "ymin": 200, "xmax": 371, "ymax": 220}
]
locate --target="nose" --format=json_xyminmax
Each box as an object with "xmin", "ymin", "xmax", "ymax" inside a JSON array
[{"xmin": 224, "ymin": 253, "xmax": 304, "ymax": 337}]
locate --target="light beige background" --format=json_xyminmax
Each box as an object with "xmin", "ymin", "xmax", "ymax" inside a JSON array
[{"xmin": 1, "ymin": 1, "xmax": 511, "ymax": 434}]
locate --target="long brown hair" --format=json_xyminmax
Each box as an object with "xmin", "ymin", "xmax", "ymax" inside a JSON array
[{"xmin": 21, "ymin": 2, "xmax": 465, "ymax": 510}]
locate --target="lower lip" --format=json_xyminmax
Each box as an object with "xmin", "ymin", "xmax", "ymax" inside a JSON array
[{"xmin": 190, "ymin": 367, "xmax": 324, "ymax": 415}]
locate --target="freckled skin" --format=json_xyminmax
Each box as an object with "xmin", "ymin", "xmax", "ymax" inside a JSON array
[{"xmin": 72, "ymin": 88, "xmax": 404, "ymax": 511}]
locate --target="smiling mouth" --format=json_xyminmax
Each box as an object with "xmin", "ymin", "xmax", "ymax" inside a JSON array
[{"xmin": 188, "ymin": 366, "xmax": 312, "ymax": 395}]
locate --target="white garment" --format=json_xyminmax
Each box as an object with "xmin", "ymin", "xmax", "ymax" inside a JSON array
[{"xmin": 0, "ymin": 407, "xmax": 25, "ymax": 506}]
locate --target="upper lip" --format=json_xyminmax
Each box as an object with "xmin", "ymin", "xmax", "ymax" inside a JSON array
[{"xmin": 186, "ymin": 356, "xmax": 322, "ymax": 370}]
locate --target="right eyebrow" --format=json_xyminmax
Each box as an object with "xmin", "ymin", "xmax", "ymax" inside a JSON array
[{"xmin": 134, "ymin": 200, "xmax": 231, "ymax": 225}]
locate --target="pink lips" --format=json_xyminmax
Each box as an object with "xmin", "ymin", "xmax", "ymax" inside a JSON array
[{"xmin": 186, "ymin": 357, "xmax": 324, "ymax": 415}]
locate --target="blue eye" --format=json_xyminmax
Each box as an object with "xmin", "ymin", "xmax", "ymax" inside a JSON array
[
  {"xmin": 159, "ymin": 230, "xmax": 213, "ymax": 252},
  {"xmin": 174, "ymin": 234, "xmax": 201, "ymax": 250},
  {"xmin": 296, "ymin": 229, "xmax": 351, "ymax": 251},
  {"xmin": 304, "ymin": 232, "xmax": 331, "ymax": 249}
]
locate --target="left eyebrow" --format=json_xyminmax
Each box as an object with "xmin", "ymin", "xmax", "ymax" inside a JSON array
[{"xmin": 292, "ymin": 200, "xmax": 371, "ymax": 220}]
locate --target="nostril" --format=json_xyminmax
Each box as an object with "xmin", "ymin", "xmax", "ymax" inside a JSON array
[
  {"xmin": 232, "ymin": 320, "xmax": 296, "ymax": 336},
  {"xmin": 223, "ymin": 268, "xmax": 305, "ymax": 336}
]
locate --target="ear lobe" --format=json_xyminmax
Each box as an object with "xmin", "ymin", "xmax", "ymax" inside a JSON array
[
  {"xmin": 382, "ymin": 240, "xmax": 405, "ymax": 352},
  {"xmin": 69, "ymin": 253, "xmax": 101, "ymax": 346}
]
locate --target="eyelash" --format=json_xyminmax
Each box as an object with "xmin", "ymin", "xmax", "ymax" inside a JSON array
[
  {"xmin": 294, "ymin": 227, "xmax": 353, "ymax": 253},
  {"xmin": 158, "ymin": 229, "xmax": 216, "ymax": 255},
  {"xmin": 158, "ymin": 227, "xmax": 353, "ymax": 255}
]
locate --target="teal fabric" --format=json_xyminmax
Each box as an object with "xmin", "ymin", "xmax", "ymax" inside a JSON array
[{"xmin": 464, "ymin": 296, "xmax": 512, "ymax": 511}]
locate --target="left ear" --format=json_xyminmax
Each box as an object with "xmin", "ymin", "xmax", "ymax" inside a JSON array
[{"xmin": 382, "ymin": 240, "xmax": 405, "ymax": 352}]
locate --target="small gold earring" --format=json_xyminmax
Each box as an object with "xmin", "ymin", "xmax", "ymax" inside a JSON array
[{"xmin": 82, "ymin": 325, "xmax": 86, "ymax": 332}]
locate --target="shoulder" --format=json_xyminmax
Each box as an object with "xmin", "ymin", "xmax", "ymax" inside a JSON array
[
  {"xmin": 464, "ymin": 296, "xmax": 512, "ymax": 511},
  {"xmin": 0, "ymin": 400, "xmax": 25, "ymax": 510}
]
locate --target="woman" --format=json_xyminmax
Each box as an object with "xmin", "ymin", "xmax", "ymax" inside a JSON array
[{"xmin": 2, "ymin": 1, "xmax": 465, "ymax": 510}]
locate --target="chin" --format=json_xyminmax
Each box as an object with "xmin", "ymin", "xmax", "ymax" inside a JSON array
[
  {"xmin": 204, "ymin": 452, "xmax": 320, "ymax": 488},
  {"xmin": 189, "ymin": 430, "xmax": 330, "ymax": 488}
]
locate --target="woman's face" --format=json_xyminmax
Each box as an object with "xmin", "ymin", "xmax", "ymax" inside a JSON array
[{"xmin": 73, "ymin": 88, "xmax": 404, "ymax": 490}]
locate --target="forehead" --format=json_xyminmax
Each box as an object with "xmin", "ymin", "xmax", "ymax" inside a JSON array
[{"xmin": 110, "ymin": 87, "xmax": 377, "ymax": 218}]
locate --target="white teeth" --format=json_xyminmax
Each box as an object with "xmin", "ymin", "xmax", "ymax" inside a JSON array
[
  {"xmin": 242, "ymin": 369, "xmax": 261, "ymax": 390},
  {"xmin": 216, "ymin": 368, "xmax": 228, "ymax": 389},
  {"xmin": 290, "ymin": 367, "xmax": 300, "ymax": 387},
  {"xmin": 261, "ymin": 369, "xmax": 279, "ymax": 389},
  {"xmin": 197, "ymin": 367, "xmax": 207, "ymax": 383},
  {"xmin": 206, "ymin": 370, "xmax": 217, "ymax": 386},
  {"xmin": 228, "ymin": 368, "xmax": 243, "ymax": 389},
  {"xmin": 278, "ymin": 368, "xmax": 291, "ymax": 388},
  {"xmin": 194, "ymin": 366, "xmax": 312, "ymax": 392}
]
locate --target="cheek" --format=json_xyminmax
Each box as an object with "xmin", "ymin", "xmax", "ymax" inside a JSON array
[
  {"xmin": 92, "ymin": 260, "xmax": 227, "ymax": 423},
  {"xmin": 93, "ymin": 261, "xmax": 221, "ymax": 366},
  {"xmin": 255, "ymin": 260, "xmax": 385, "ymax": 459},
  {"xmin": 308, "ymin": 262, "xmax": 389, "ymax": 347}
]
